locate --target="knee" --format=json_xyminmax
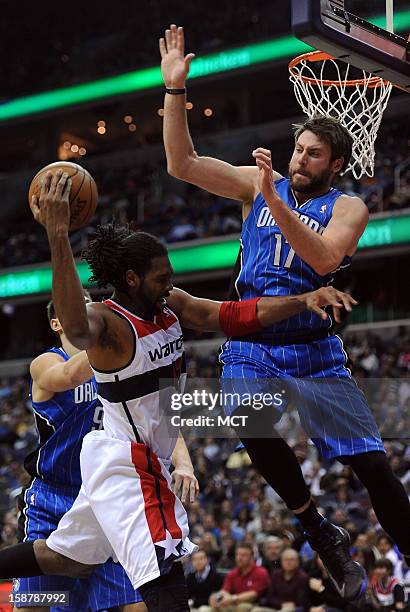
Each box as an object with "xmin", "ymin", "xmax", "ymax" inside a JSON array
[
  {"xmin": 237, "ymin": 604, "xmax": 253, "ymax": 612},
  {"xmin": 35, "ymin": 541, "xmax": 97, "ymax": 578},
  {"xmin": 343, "ymin": 451, "xmax": 391, "ymax": 483},
  {"xmin": 13, "ymin": 608, "xmax": 49, "ymax": 612},
  {"xmin": 57, "ymin": 555, "xmax": 99, "ymax": 578}
]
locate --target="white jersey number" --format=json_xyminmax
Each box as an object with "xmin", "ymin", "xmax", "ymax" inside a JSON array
[{"xmin": 273, "ymin": 234, "xmax": 296, "ymax": 269}]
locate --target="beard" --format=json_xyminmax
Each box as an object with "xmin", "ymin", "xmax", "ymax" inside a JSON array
[
  {"xmin": 289, "ymin": 164, "xmax": 333, "ymax": 194},
  {"xmin": 139, "ymin": 284, "xmax": 166, "ymax": 316}
]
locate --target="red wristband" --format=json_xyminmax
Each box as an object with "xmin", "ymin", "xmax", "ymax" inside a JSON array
[{"xmin": 219, "ymin": 298, "xmax": 263, "ymax": 337}]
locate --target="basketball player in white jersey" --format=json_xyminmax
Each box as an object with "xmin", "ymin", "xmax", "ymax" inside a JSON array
[{"xmin": 0, "ymin": 171, "xmax": 356, "ymax": 612}]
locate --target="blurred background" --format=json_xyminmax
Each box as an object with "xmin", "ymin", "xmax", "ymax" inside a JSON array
[{"xmin": 0, "ymin": 1, "xmax": 409, "ymax": 608}]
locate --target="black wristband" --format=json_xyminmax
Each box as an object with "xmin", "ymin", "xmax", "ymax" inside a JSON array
[{"xmin": 165, "ymin": 87, "xmax": 186, "ymax": 95}]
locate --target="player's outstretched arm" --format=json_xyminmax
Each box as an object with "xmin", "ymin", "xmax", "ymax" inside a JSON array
[
  {"xmin": 29, "ymin": 171, "xmax": 106, "ymax": 350},
  {"xmin": 30, "ymin": 351, "xmax": 93, "ymax": 397},
  {"xmin": 167, "ymin": 286, "xmax": 356, "ymax": 332},
  {"xmin": 160, "ymin": 24, "xmax": 258, "ymax": 204}
]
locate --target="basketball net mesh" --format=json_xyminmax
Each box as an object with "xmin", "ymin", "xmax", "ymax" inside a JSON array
[{"xmin": 289, "ymin": 53, "xmax": 393, "ymax": 179}]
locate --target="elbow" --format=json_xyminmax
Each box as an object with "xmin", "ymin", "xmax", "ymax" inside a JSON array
[
  {"xmin": 313, "ymin": 263, "xmax": 334, "ymax": 276},
  {"xmin": 66, "ymin": 371, "xmax": 83, "ymax": 389},
  {"xmin": 313, "ymin": 254, "xmax": 343, "ymax": 276},
  {"xmin": 167, "ymin": 164, "xmax": 184, "ymax": 179},
  {"xmin": 167, "ymin": 153, "xmax": 197, "ymax": 180},
  {"xmin": 65, "ymin": 330, "xmax": 92, "ymax": 351},
  {"xmin": 167, "ymin": 162, "xmax": 190, "ymax": 180}
]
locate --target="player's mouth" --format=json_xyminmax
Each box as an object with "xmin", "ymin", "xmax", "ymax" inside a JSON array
[{"xmin": 157, "ymin": 293, "xmax": 170, "ymax": 307}]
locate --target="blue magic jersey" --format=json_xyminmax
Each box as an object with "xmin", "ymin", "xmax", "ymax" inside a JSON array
[
  {"xmin": 235, "ymin": 177, "xmax": 351, "ymax": 337},
  {"xmin": 24, "ymin": 347, "xmax": 102, "ymax": 487}
]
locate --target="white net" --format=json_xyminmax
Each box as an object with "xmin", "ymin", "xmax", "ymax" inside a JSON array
[{"xmin": 289, "ymin": 52, "xmax": 393, "ymax": 180}]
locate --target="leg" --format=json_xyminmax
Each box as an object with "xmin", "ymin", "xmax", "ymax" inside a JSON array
[
  {"xmin": 239, "ymin": 434, "xmax": 312, "ymax": 511},
  {"xmin": 122, "ymin": 604, "xmax": 148, "ymax": 612},
  {"xmin": 237, "ymin": 419, "xmax": 324, "ymax": 532},
  {"xmin": 14, "ymin": 608, "xmax": 48, "ymax": 612},
  {"xmin": 236, "ymin": 604, "xmax": 254, "ymax": 612},
  {"xmin": 138, "ymin": 562, "xmax": 189, "ymax": 612},
  {"xmin": 342, "ymin": 451, "xmax": 410, "ymax": 555},
  {"xmin": 0, "ymin": 540, "xmax": 97, "ymax": 579},
  {"xmin": 34, "ymin": 539, "xmax": 99, "ymax": 577}
]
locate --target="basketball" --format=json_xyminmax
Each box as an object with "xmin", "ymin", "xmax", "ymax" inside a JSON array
[{"xmin": 28, "ymin": 161, "xmax": 98, "ymax": 231}]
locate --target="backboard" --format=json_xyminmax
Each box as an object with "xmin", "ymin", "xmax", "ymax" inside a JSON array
[{"xmin": 291, "ymin": 0, "xmax": 410, "ymax": 90}]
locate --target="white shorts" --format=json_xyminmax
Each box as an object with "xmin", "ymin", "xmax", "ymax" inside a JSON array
[{"xmin": 47, "ymin": 430, "xmax": 197, "ymax": 589}]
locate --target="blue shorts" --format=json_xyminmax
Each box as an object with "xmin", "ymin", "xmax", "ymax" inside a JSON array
[
  {"xmin": 15, "ymin": 478, "xmax": 144, "ymax": 611},
  {"xmin": 220, "ymin": 335, "xmax": 385, "ymax": 459}
]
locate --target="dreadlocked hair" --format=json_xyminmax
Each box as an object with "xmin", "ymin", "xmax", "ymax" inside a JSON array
[{"xmin": 82, "ymin": 223, "xmax": 168, "ymax": 293}]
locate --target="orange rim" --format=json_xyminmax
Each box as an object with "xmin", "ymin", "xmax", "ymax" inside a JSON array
[{"xmin": 288, "ymin": 50, "xmax": 389, "ymax": 88}]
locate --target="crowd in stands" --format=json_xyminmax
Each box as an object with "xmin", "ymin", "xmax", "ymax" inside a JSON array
[
  {"xmin": 0, "ymin": 117, "xmax": 408, "ymax": 270},
  {"xmin": 1, "ymin": 0, "xmax": 281, "ymax": 98},
  {"xmin": 0, "ymin": 328, "xmax": 409, "ymax": 609}
]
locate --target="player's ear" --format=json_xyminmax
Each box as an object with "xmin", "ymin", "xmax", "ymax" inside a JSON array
[
  {"xmin": 332, "ymin": 156, "xmax": 344, "ymax": 175},
  {"xmin": 50, "ymin": 318, "xmax": 63, "ymax": 333},
  {"xmin": 126, "ymin": 270, "xmax": 140, "ymax": 289}
]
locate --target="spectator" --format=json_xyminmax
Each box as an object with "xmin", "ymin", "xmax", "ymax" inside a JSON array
[
  {"xmin": 260, "ymin": 537, "xmax": 284, "ymax": 574},
  {"xmin": 305, "ymin": 553, "xmax": 346, "ymax": 612},
  {"xmin": 376, "ymin": 535, "xmax": 403, "ymax": 580},
  {"xmin": 187, "ymin": 549, "xmax": 223, "ymax": 611},
  {"xmin": 369, "ymin": 559, "xmax": 407, "ymax": 611},
  {"xmin": 253, "ymin": 548, "xmax": 309, "ymax": 612},
  {"xmin": 204, "ymin": 543, "xmax": 270, "ymax": 612},
  {"xmin": 218, "ymin": 534, "xmax": 236, "ymax": 571}
]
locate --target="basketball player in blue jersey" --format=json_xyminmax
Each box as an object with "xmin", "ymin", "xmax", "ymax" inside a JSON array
[
  {"xmin": 159, "ymin": 24, "xmax": 410, "ymax": 604},
  {"xmin": 0, "ymin": 171, "xmax": 356, "ymax": 612},
  {"xmin": 14, "ymin": 293, "xmax": 147, "ymax": 612}
]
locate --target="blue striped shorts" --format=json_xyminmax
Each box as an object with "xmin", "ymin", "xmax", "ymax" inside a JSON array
[{"xmin": 219, "ymin": 335, "xmax": 384, "ymax": 459}]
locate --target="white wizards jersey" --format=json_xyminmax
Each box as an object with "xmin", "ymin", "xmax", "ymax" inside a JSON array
[{"xmin": 91, "ymin": 299, "xmax": 186, "ymax": 462}]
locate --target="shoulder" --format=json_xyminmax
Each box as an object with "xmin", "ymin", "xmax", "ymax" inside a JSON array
[
  {"xmin": 86, "ymin": 300, "xmax": 117, "ymax": 334},
  {"xmin": 86, "ymin": 300, "xmax": 111, "ymax": 317},
  {"xmin": 253, "ymin": 565, "xmax": 269, "ymax": 575},
  {"xmin": 254, "ymin": 566, "xmax": 270, "ymax": 582},
  {"xmin": 165, "ymin": 287, "xmax": 189, "ymax": 315},
  {"xmin": 30, "ymin": 351, "xmax": 65, "ymax": 379},
  {"xmin": 333, "ymin": 193, "xmax": 369, "ymax": 220},
  {"xmin": 270, "ymin": 569, "xmax": 282, "ymax": 579},
  {"xmin": 297, "ymin": 568, "xmax": 309, "ymax": 580}
]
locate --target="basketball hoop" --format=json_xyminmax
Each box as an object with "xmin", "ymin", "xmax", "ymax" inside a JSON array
[{"xmin": 288, "ymin": 51, "xmax": 393, "ymax": 180}]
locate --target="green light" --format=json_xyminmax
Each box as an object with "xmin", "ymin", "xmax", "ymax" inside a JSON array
[
  {"xmin": 1, "ymin": 8, "xmax": 409, "ymax": 122},
  {"xmin": 1, "ymin": 214, "xmax": 410, "ymax": 299}
]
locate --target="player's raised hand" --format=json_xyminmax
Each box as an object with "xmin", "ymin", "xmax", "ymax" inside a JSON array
[
  {"xmin": 29, "ymin": 170, "xmax": 72, "ymax": 236},
  {"xmin": 252, "ymin": 147, "xmax": 280, "ymax": 205},
  {"xmin": 159, "ymin": 24, "xmax": 195, "ymax": 88},
  {"xmin": 171, "ymin": 466, "xmax": 199, "ymax": 504},
  {"xmin": 306, "ymin": 286, "xmax": 357, "ymax": 323}
]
